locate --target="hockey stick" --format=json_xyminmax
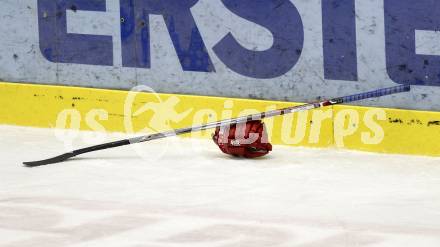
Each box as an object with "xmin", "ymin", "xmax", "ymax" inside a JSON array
[{"xmin": 23, "ymin": 85, "xmax": 410, "ymax": 167}]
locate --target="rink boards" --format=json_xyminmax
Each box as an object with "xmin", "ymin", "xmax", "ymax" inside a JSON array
[
  {"xmin": 2, "ymin": 0, "xmax": 440, "ymax": 111},
  {"xmin": 0, "ymin": 82, "xmax": 439, "ymax": 156}
]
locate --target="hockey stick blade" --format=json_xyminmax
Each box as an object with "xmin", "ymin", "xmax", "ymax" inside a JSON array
[
  {"xmin": 24, "ymin": 139, "xmax": 132, "ymax": 167},
  {"xmin": 23, "ymin": 153, "xmax": 77, "ymax": 167},
  {"xmin": 23, "ymin": 85, "xmax": 410, "ymax": 167}
]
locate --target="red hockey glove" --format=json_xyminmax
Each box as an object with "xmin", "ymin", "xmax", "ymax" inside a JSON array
[{"xmin": 212, "ymin": 120, "xmax": 272, "ymax": 158}]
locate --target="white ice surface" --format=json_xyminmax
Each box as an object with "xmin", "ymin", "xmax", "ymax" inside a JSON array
[{"xmin": 1, "ymin": 125, "xmax": 440, "ymax": 247}]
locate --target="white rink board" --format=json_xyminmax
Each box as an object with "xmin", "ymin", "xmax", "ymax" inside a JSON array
[
  {"xmin": 1, "ymin": 0, "xmax": 440, "ymax": 110},
  {"xmin": 1, "ymin": 125, "xmax": 440, "ymax": 246}
]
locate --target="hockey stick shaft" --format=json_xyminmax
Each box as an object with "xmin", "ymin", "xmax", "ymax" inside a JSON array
[{"xmin": 23, "ymin": 85, "xmax": 410, "ymax": 167}]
